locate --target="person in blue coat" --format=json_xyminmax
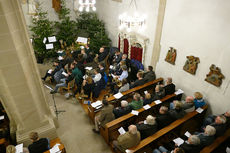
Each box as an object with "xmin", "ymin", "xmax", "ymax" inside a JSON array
[{"xmin": 194, "ymin": 92, "xmax": 206, "ymax": 108}]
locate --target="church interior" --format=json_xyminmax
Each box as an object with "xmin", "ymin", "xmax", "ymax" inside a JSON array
[{"xmin": 0, "ymin": 0, "xmax": 230, "ymax": 153}]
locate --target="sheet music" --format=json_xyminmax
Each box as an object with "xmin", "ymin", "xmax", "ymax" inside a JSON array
[
  {"xmin": 46, "ymin": 43, "xmax": 54, "ymax": 49},
  {"xmin": 173, "ymin": 137, "xmax": 184, "ymax": 146},
  {"xmin": 48, "ymin": 36, "xmax": 57, "ymax": 42},
  {"xmin": 0, "ymin": 115, "xmax": 4, "ymax": 120},
  {"xmin": 144, "ymin": 120, "xmax": 147, "ymax": 124},
  {"xmin": 85, "ymin": 67, "xmax": 93, "ymax": 70},
  {"xmin": 43, "ymin": 37, "xmax": 47, "ymax": 44},
  {"xmin": 143, "ymin": 104, "xmax": 151, "ymax": 110},
  {"xmin": 118, "ymin": 127, "xmax": 126, "ymax": 135},
  {"xmin": 62, "ymin": 72, "xmax": 68, "ymax": 77},
  {"xmin": 76, "ymin": 37, "xmax": 88, "ymax": 44},
  {"xmin": 58, "ymin": 56, "xmax": 64, "ymax": 60},
  {"xmin": 109, "ymin": 65, "xmax": 114, "ymax": 69},
  {"xmin": 111, "ymin": 74, "xmax": 116, "ymax": 78},
  {"xmin": 154, "ymin": 100, "xmax": 162, "ymax": 105},
  {"xmin": 175, "ymin": 89, "xmax": 184, "ymax": 95},
  {"xmin": 49, "ymin": 143, "xmax": 60, "ymax": 153},
  {"xmin": 144, "ymin": 90, "xmax": 148, "ymax": 94},
  {"xmin": 114, "ymin": 92, "xmax": 123, "ymax": 99},
  {"xmin": 131, "ymin": 110, "xmax": 139, "ymax": 116},
  {"xmin": 15, "ymin": 143, "xmax": 23, "ymax": 153},
  {"xmin": 196, "ymin": 107, "xmax": 204, "ymax": 113},
  {"xmin": 91, "ymin": 101, "xmax": 102, "ymax": 108},
  {"xmin": 48, "ymin": 69, "xmax": 53, "ymax": 74},
  {"xmin": 184, "ymin": 131, "xmax": 191, "ymax": 137},
  {"xmin": 57, "ymin": 50, "xmax": 64, "ymax": 53}
]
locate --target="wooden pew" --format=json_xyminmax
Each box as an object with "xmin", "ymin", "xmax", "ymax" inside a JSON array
[
  {"xmin": 44, "ymin": 138, "xmax": 66, "ymax": 153},
  {"xmin": 200, "ymin": 128, "xmax": 230, "ymax": 153},
  {"xmin": 101, "ymin": 93, "xmax": 180, "ymax": 144},
  {"xmin": 88, "ymin": 78, "xmax": 164, "ymax": 121},
  {"xmin": 125, "ymin": 105, "xmax": 208, "ymax": 153}
]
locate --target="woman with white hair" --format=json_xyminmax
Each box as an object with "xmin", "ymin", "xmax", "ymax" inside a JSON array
[
  {"xmin": 113, "ymin": 100, "xmax": 132, "ymax": 118},
  {"xmin": 194, "ymin": 125, "xmax": 216, "ymax": 148},
  {"xmin": 136, "ymin": 115, "xmax": 158, "ymax": 139},
  {"xmin": 180, "ymin": 135, "xmax": 201, "ymax": 153}
]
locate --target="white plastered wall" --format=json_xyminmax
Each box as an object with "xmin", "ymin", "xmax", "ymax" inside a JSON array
[{"xmin": 156, "ymin": 0, "xmax": 230, "ymax": 114}]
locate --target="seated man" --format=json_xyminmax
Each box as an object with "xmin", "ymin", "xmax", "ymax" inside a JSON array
[
  {"xmin": 194, "ymin": 92, "xmax": 206, "ymax": 108},
  {"xmin": 152, "ymin": 85, "xmax": 165, "ymax": 101},
  {"xmin": 113, "ymin": 50, "xmax": 123, "ymax": 64},
  {"xmin": 209, "ymin": 115, "xmax": 227, "ymax": 137},
  {"xmin": 113, "ymin": 100, "xmax": 132, "ymax": 118},
  {"xmin": 195, "ymin": 125, "xmax": 216, "ymax": 148},
  {"xmin": 156, "ymin": 106, "xmax": 174, "ymax": 129},
  {"xmin": 136, "ymin": 115, "xmax": 158, "ymax": 140},
  {"xmin": 181, "ymin": 96, "xmax": 195, "ymax": 113},
  {"xmin": 164, "ymin": 77, "xmax": 175, "ymax": 95},
  {"xmin": 128, "ymin": 93, "xmax": 143, "ymax": 110},
  {"xmin": 97, "ymin": 46, "xmax": 109, "ymax": 62},
  {"xmin": 28, "ymin": 132, "xmax": 50, "ymax": 153},
  {"xmin": 121, "ymin": 54, "xmax": 131, "ymax": 69},
  {"xmin": 93, "ymin": 69, "xmax": 105, "ymax": 98},
  {"xmin": 42, "ymin": 60, "xmax": 62, "ymax": 81},
  {"xmin": 179, "ymin": 135, "xmax": 201, "ymax": 153},
  {"xmin": 113, "ymin": 125, "xmax": 141, "ymax": 152},
  {"xmin": 93, "ymin": 100, "xmax": 115, "ymax": 133},
  {"xmin": 143, "ymin": 66, "xmax": 156, "ymax": 82},
  {"xmin": 118, "ymin": 79, "xmax": 130, "ymax": 93},
  {"xmin": 169, "ymin": 101, "xmax": 186, "ymax": 121},
  {"xmin": 130, "ymin": 72, "xmax": 146, "ymax": 89}
]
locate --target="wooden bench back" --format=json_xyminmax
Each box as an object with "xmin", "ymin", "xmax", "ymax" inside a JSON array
[{"xmin": 128, "ymin": 105, "xmax": 208, "ymax": 153}]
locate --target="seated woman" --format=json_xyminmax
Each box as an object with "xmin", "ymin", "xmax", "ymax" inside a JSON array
[
  {"xmin": 136, "ymin": 115, "xmax": 158, "ymax": 140},
  {"xmin": 82, "ymin": 76, "xmax": 95, "ymax": 99},
  {"xmin": 169, "ymin": 100, "xmax": 186, "ymax": 121},
  {"xmin": 143, "ymin": 92, "xmax": 152, "ymax": 105},
  {"xmin": 194, "ymin": 92, "xmax": 206, "ymax": 108}
]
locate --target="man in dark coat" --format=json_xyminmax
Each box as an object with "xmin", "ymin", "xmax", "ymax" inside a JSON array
[
  {"xmin": 164, "ymin": 77, "xmax": 176, "ymax": 95},
  {"xmin": 130, "ymin": 72, "xmax": 146, "ymax": 89},
  {"xmin": 156, "ymin": 106, "xmax": 174, "ymax": 129},
  {"xmin": 143, "ymin": 66, "xmax": 156, "ymax": 82},
  {"xmin": 28, "ymin": 132, "xmax": 50, "ymax": 153},
  {"xmin": 97, "ymin": 47, "xmax": 109, "ymax": 62},
  {"xmin": 180, "ymin": 135, "xmax": 201, "ymax": 153},
  {"xmin": 113, "ymin": 100, "xmax": 132, "ymax": 118}
]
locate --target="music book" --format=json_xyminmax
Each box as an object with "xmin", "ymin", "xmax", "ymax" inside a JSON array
[
  {"xmin": 62, "ymin": 72, "xmax": 68, "ymax": 77},
  {"xmin": 109, "ymin": 65, "xmax": 114, "ymax": 69},
  {"xmin": 185, "ymin": 131, "xmax": 191, "ymax": 137},
  {"xmin": 131, "ymin": 110, "xmax": 139, "ymax": 116},
  {"xmin": 173, "ymin": 137, "xmax": 184, "ymax": 146},
  {"xmin": 58, "ymin": 56, "xmax": 64, "ymax": 60},
  {"xmin": 0, "ymin": 115, "xmax": 4, "ymax": 120},
  {"xmin": 57, "ymin": 50, "xmax": 64, "ymax": 53},
  {"xmin": 91, "ymin": 101, "xmax": 102, "ymax": 108},
  {"xmin": 46, "ymin": 43, "xmax": 54, "ymax": 49},
  {"xmin": 114, "ymin": 92, "xmax": 123, "ymax": 99},
  {"xmin": 15, "ymin": 143, "xmax": 23, "ymax": 153},
  {"xmin": 154, "ymin": 100, "xmax": 162, "ymax": 105},
  {"xmin": 43, "ymin": 37, "xmax": 47, "ymax": 44},
  {"xmin": 118, "ymin": 127, "xmax": 126, "ymax": 135},
  {"xmin": 76, "ymin": 37, "xmax": 88, "ymax": 44},
  {"xmin": 85, "ymin": 67, "xmax": 93, "ymax": 70},
  {"xmin": 175, "ymin": 89, "xmax": 184, "ymax": 95},
  {"xmin": 48, "ymin": 36, "xmax": 57, "ymax": 42},
  {"xmin": 49, "ymin": 143, "xmax": 60, "ymax": 153},
  {"xmin": 143, "ymin": 104, "xmax": 151, "ymax": 110},
  {"xmin": 144, "ymin": 90, "xmax": 148, "ymax": 94},
  {"xmin": 48, "ymin": 69, "xmax": 53, "ymax": 74},
  {"xmin": 196, "ymin": 107, "xmax": 204, "ymax": 113}
]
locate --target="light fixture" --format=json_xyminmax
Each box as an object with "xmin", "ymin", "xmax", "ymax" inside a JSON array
[
  {"xmin": 78, "ymin": 0, "xmax": 96, "ymax": 12},
  {"xmin": 118, "ymin": 0, "xmax": 146, "ymax": 33}
]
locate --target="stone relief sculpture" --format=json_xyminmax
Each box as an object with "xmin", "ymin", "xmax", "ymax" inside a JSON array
[
  {"xmin": 183, "ymin": 55, "xmax": 200, "ymax": 75},
  {"xmin": 28, "ymin": 0, "xmax": 37, "ymax": 15},
  {"xmin": 52, "ymin": 0, "xmax": 61, "ymax": 13},
  {"xmin": 165, "ymin": 47, "xmax": 177, "ymax": 65},
  {"xmin": 205, "ymin": 64, "xmax": 225, "ymax": 87}
]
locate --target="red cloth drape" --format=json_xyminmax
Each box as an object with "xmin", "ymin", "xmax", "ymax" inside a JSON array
[
  {"xmin": 118, "ymin": 35, "xmax": 120, "ymax": 51},
  {"xmin": 131, "ymin": 46, "xmax": 143, "ymax": 63},
  {"xmin": 123, "ymin": 39, "xmax": 129, "ymax": 55}
]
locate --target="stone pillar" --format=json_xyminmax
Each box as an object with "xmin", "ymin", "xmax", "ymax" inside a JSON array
[
  {"xmin": 151, "ymin": 0, "xmax": 167, "ymax": 70},
  {"xmin": 0, "ymin": 0, "xmax": 57, "ymax": 146}
]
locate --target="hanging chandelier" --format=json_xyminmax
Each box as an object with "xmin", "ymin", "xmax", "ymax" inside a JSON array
[
  {"xmin": 78, "ymin": 0, "xmax": 96, "ymax": 12},
  {"xmin": 118, "ymin": 0, "xmax": 146, "ymax": 33}
]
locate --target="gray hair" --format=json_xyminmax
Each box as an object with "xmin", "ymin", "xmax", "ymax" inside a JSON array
[
  {"xmin": 218, "ymin": 115, "xmax": 227, "ymax": 124},
  {"xmin": 128, "ymin": 125, "xmax": 137, "ymax": 135},
  {"xmin": 160, "ymin": 106, "xmax": 168, "ymax": 113},
  {"xmin": 121, "ymin": 100, "xmax": 128, "ymax": 107},
  {"xmin": 189, "ymin": 135, "xmax": 200, "ymax": 145},
  {"xmin": 146, "ymin": 115, "xmax": 156, "ymax": 125},
  {"xmin": 205, "ymin": 125, "xmax": 216, "ymax": 136}
]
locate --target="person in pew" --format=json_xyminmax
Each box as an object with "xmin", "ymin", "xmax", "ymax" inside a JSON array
[
  {"xmin": 163, "ymin": 77, "xmax": 175, "ymax": 95},
  {"xmin": 50, "ymin": 69, "xmax": 74, "ymax": 94},
  {"xmin": 113, "ymin": 50, "xmax": 123, "ymax": 64},
  {"xmin": 156, "ymin": 106, "xmax": 174, "ymax": 129},
  {"xmin": 93, "ymin": 69, "xmax": 105, "ymax": 98},
  {"xmin": 42, "ymin": 60, "xmax": 62, "ymax": 82},
  {"xmin": 143, "ymin": 92, "xmax": 152, "ymax": 105},
  {"xmin": 113, "ymin": 100, "xmax": 132, "ymax": 118},
  {"xmin": 28, "ymin": 132, "xmax": 50, "ymax": 153},
  {"xmin": 152, "ymin": 85, "xmax": 165, "ymax": 101},
  {"xmin": 136, "ymin": 115, "xmax": 158, "ymax": 140},
  {"xmin": 153, "ymin": 146, "xmax": 185, "ymax": 153},
  {"xmin": 202, "ymin": 115, "xmax": 227, "ymax": 137},
  {"xmin": 93, "ymin": 100, "xmax": 115, "ymax": 133},
  {"xmin": 194, "ymin": 125, "xmax": 216, "ymax": 148},
  {"xmin": 80, "ymin": 48, "xmax": 88, "ymax": 62},
  {"xmin": 113, "ymin": 125, "xmax": 141, "ymax": 153},
  {"xmin": 193, "ymin": 92, "xmax": 206, "ymax": 108},
  {"xmin": 121, "ymin": 54, "xmax": 131, "ymax": 69},
  {"xmin": 143, "ymin": 66, "xmax": 156, "ymax": 82},
  {"xmin": 169, "ymin": 101, "xmax": 186, "ymax": 121},
  {"xmin": 179, "ymin": 135, "xmax": 201, "ymax": 153},
  {"xmin": 181, "ymin": 96, "xmax": 195, "ymax": 113},
  {"xmin": 128, "ymin": 93, "xmax": 143, "ymax": 110},
  {"xmin": 71, "ymin": 62, "xmax": 83, "ymax": 96},
  {"xmin": 82, "ymin": 76, "xmax": 95, "ymax": 99},
  {"xmin": 95, "ymin": 46, "xmax": 109, "ymax": 63},
  {"xmin": 130, "ymin": 72, "xmax": 146, "ymax": 89},
  {"xmin": 118, "ymin": 79, "xmax": 130, "ymax": 93},
  {"xmin": 98, "ymin": 63, "xmax": 105, "ymax": 77},
  {"xmin": 110, "ymin": 65, "xmax": 128, "ymax": 92}
]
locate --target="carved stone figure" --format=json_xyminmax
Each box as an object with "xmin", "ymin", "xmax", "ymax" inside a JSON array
[
  {"xmin": 183, "ymin": 56, "xmax": 200, "ymax": 75},
  {"xmin": 165, "ymin": 47, "xmax": 177, "ymax": 65},
  {"xmin": 205, "ymin": 64, "xmax": 225, "ymax": 87},
  {"xmin": 52, "ymin": 0, "xmax": 61, "ymax": 13}
]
